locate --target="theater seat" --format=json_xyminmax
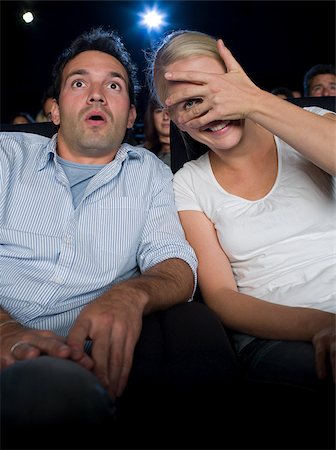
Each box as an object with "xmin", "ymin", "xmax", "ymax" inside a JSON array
[{"xmin": 0, "ymin": 121, "xmax": 58, "ymax": 138}]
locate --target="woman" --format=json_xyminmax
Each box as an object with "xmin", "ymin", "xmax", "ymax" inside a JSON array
[
  {"xmin": 149, "ymin": 30, "xmax": 336, "ymax": 447},
  {"xmin": 149, "ymin": 30, "xmax": 336, "ymax": 390},
  {"xmin": 143, "ymin": 97, "xmax": 171, "ymax": 166}
]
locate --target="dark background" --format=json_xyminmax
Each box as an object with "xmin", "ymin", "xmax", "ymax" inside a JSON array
[{"xmin": 1, "ymin": 0, "xmax": 335, "ymax": 124}]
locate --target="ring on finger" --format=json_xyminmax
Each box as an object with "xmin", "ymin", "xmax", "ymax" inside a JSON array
[{"xmin": 10, "ymin": 341, "xmax": 29, "ymax": 355}]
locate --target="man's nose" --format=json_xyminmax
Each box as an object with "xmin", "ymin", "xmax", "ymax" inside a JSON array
[
  {"xmin": 321, "ymin": 87, "xmax": 331, "ymax": 96},
  {"xmin": 87, "ymin": 87, "xmax": 106, "ymax": 104}
]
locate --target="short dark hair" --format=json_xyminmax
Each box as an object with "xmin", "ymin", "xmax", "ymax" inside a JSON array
[
  {"xmin": 303, "ymin": 64, "xmax": 336, "ymax": 96},
  {"xmin": 11, "ymin": 111, "xmax": 35, "ymax": 124},
  {"xmin": 51, "ymin": 27, "xmax": 139, "ymax": 104},
  {"xmin": 271, "ymin": 87, "xmax": 293, "ymax": 98}
]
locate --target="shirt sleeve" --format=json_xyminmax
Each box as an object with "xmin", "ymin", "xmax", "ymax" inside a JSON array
[
  {"xmin": 304, "ymin": 106, "xmax": 336, "ymax": 116},
  {"xmin": 173, "ymin": 165, "xmax": 203, "ymax": 212},
  {"xmin": 136, "ymin": 160, "xmax": 198, "ymax": 296}
]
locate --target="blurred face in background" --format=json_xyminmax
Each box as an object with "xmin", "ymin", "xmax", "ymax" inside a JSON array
[
  {"xmin": 153, "ymin": 107, "xmax": 170, "ymax": 140},
  {"xmin": 309, "ymin": 74, "xmax": 336, "ymax": 97},
  {"xmin": 12, "ymin": 115, "xmax": 30, "ymax": 124},
  {"xmin": 43, "ymin": 97, "xmax": 55, "ymax": 121}
]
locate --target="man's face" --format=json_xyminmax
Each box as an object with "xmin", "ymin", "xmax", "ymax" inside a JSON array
[
  {"xmin": 309, "ymin": 73, "xmax": 336, "ymax": 97},
  {"xmin": 51, "ymin": 50, "xmax": 136, "ymax": 163}
]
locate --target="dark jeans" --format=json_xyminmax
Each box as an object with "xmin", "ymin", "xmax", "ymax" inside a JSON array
[
  {"xmin": 1, "ymin": 356, "xmax": 116, "ymax": 449},
  {"xmin": 1, "ymin": 302, "xmax": 240, "ymax": 449},
  {"xmin": 236, "ymin": 336, "xmax": 335, "ymax": 449},
  {"xmin": 117, "ymin": 302, "xmax": 241, "ymax": 448}
]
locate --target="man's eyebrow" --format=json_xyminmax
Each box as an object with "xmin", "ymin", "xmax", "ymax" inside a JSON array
[
  {"xmin": 64, "ymin": 69, "xmax": 128, "ymax": 85},
  {"xmin": 108, "ymin": 71, "xmax": 128, "ymax": 86}
]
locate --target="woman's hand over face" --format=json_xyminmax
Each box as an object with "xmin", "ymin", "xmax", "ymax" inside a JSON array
[{"xmin": 164, "ymin": 39, "xmax": 261, "ymax": 130}]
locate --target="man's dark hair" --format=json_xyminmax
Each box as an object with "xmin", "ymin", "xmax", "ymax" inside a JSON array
[
  {"xmin": 51, "ymin": 27, "xmax": 139, "ymax": 104},
  {"xmin": 303, "ymin": 64, "xmax": 336, "ymax": 96}
]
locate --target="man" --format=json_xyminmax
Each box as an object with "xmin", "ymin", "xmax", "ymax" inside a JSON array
[
  {"xmin": 303, "ymin": 63, "xmax": 336, "ymax": 97},
  {"xmin": 0, "ymin": 27, "xmax": 239, "ymax": 448}
]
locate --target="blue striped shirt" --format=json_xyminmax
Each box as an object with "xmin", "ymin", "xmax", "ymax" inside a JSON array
[{"xmin": 0, "ymin": 132, "xmax": 197, "ymax": 336}]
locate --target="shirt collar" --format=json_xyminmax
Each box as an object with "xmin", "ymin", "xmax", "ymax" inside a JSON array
[
  {"xmin": 37, "ymin": 136, "xmax": 142, "ymax": 171},
  {"xmin": 37, "ymin": 133, "xmax": 58, "ymax": 171},
  {"xmin": 115, "ymin": 142, "xmax": 143, "ymax": 163}
]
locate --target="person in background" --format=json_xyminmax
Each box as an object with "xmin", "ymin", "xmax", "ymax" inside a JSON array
[
  {"xmin": 0, "ymin": 26, "xmax": 240, "ymax": 449},
  {"xmin": 143, "ymin": 97, "xmax": 171, "ymax": 166},
  {"xmin": 149, "ymin": 29, "xmax": 335, "ymax": 449},
  {"xmin": 292, "ymin": 89, "xmax": 302, "ymax": 98},
  {"xmin": 10, "ymin": 111, "xmax": 35, "ymax": 124},
  {"xmin": 271, "ymin": 86, "xmax": 293, "ymax": 99},
  {"xmin": 35, "ymin": 85, "xmax": 54, "ymax": 122},
  {"xmin": 303, "ymin": 63, "xmax": 336, "ymax": 97}
]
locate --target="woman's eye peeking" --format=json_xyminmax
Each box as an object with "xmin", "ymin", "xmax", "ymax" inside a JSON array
[{"xmin": 184, "ymin": 98, "xmax": 202, "ymax": 110}]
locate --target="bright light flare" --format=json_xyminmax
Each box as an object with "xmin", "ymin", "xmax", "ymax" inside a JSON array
[
  {"xmin": 139, "ymin": 8, "xmax": 165, "ymax": 30},
  {"xmin": 22, "ymin": 11, "xmax": 34, "ymax": 23}
]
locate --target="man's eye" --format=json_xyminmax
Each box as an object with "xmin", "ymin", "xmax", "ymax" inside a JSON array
[
  {"xmin": 109, "ymin": 82, "xmax": 121, "ymax": 90},
  {"xmin": 184, "ymin": 98, "xmax": 202, "ymax": 110},
  {"xmin": 72, "ymin": 80, "xmax": 84, "ymax": 88}
]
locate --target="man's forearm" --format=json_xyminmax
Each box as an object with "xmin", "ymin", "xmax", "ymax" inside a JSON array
[{"xmin": 109, "ymin": 258, "xmax": 195, "ymax": 315}]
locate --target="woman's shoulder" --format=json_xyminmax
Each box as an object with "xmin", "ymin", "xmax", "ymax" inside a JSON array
[
  {"xmin": 176, "ymin": 152, "xmax": 209, "ymax": 175},
  {"xmin": 173, "ymin": 153, "xmax": 211, "ymax": 190}
]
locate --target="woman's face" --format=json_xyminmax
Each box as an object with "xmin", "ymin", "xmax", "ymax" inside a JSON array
[{"xmin": 165, "ymin": 55, "xmax": 244, "ymax": 153}]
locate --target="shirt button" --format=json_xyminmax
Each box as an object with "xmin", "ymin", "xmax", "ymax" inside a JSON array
[{"xmin": 53, "ymin": 277, "xmax": 63, "ymax": 284}]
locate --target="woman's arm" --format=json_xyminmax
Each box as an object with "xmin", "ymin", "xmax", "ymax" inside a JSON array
[
  {"xmin": 179, "ymin": 210, "xmax": 334, "ymax": 341},
  {"xmin": 218, "ymin": 39, "xmax": 336, "ymax": 175},
  {"xmin": 246, "ymin": 89, "xmax": 336, "ymax": 175}
]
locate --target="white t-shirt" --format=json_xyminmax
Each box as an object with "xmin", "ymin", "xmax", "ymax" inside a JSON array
[{"xmin": 173, "ymin": 107, "xmax": 336, "ymax": 314}]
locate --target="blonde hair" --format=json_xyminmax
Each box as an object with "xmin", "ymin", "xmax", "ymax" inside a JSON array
[{"xmin": 147, "ymin": 30, "xmax": 225, "ymax": 106}]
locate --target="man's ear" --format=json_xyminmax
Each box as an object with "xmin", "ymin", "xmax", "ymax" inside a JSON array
[
  {"xmin": 50, "ymin": 99, "xmax": 60, "ymax": 125},
  {"xmin": 127, "ymin": 104, "xmax": 137, "ymax": 129}
]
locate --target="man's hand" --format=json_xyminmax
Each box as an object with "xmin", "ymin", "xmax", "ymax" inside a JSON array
[
  {"xmin": 67, "ymin": 258, "xmax": 194, "ymax": 399},
  {"xmin": 67, "ymin": 288, "xmax": 144, "ymax": 399},
  {"xmin": 0, "ymin": 322, "xmax": 93, "ymax": 371}
]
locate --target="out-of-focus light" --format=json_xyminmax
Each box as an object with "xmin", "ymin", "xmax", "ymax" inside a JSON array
[
  {"xmin": 139, "ymin": 7, "xmax": 165, "ymax": 30},
  {"xmin": 22, "ymin": 11, "xmax": 34, "ymax": 23}
]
